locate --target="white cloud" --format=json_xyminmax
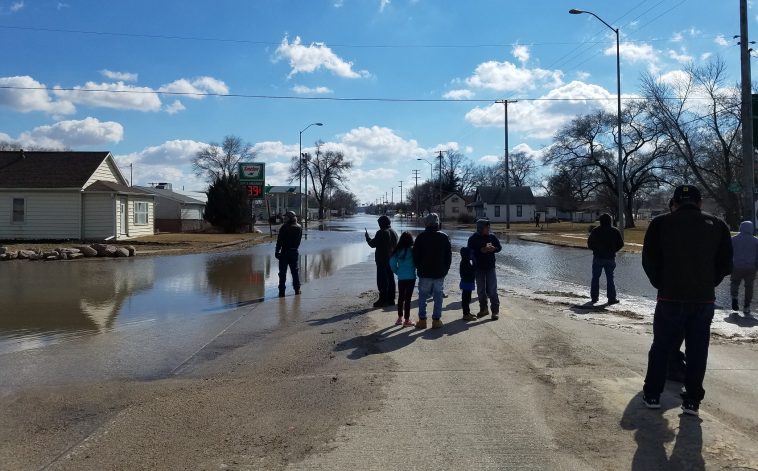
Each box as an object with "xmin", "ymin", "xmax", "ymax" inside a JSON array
[
  {"xmin": 159, "ymin": 76, "xmax": 229, "ymax": 98},
  {"xmin": 671, "ymin": 32, "xmax": 684, "ymax": 43},
  {"xmin": 465, "ymin": 60, "xmax": 563, "ymax": 92},
  {"xmin": 339, "ymin": 125, "xmax": 428, "ymax": 164},
  {"xmin": 465, "ymin": 80, "xmax": 616, "ymax": 139},
  {"xmin": 274, "ymin": 35, "xmax": 369, "ymax": 79},
  {"xmin": 116, "ymin": 139, "xmax": 207, "ymax": 166},
  {"xmin": 17, "ymin": 117, "xmax": 123, "ymax": 148},
  {"xmin": 165, "ymin": 99, "xmax": 186, "ymax": 114},
  {"xmin": 292, "ymin": 85, "xmax": 333, "ymax": 94},
  {"xmin": 250, "ymin": 141, "xmax": 300, "ymax": 161},
  {"xmin": 379, "ymin": 0, "xmax": 390, "ymax": 12},
  {"xmin": 658, "ymin": 70, "xmax": 689, "ymax": 86},
  {"xmin": 100, "ymin": 70, "xmax": 138, "ymax": 82},
  {"xmin": 668, "ymin": 49, "xmax": 694, "ymax": 64},
  {"xmin": 512, "ymin": 45, "xmax": 530, "ymax": 64},
  {"xmin": 575, "ymin": 71, "xmax": 591, "ymax": 81},
  {"xmin": 512, "ymin": 142, "xmax": 544, "ymax": 159},
  {"xmin": 479, "ymin": 155, "xmax": 500, "ymax": 164},
  {"xmin": 606, "ymin": 42, "xmax": 657, "ymax": 64},
  {"xmin": 57, "ymin": 2, "xmax": 70, "ymax": 9},
  {"xmin": 714, "ymin": 35, "xmax": 729, "ymax": 47},
  {"xmin": 53, "ymin": 81, "xmax": 163, "ymax": 112},
  {"xmin": 0, "ymin": 76, "xmax": 75, "ymax": 114},
  {"xmin": 443, "ymin": 89, "xmax": 474, "ymax": 100},
  {"xmin": 10, "ymin": 1, "xmax": 23, "ymax": 12},
  {"xmin": 700, "ymin": 52, "xmax": 713, "ymax": 61}
]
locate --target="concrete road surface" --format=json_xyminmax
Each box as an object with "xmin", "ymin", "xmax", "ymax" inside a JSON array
[{"xmin": 1, "ymin": 260, "xmax": 757, "ymax": 470}]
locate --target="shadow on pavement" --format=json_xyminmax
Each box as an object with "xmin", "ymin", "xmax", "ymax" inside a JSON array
[
  {"xmin": 723, "ymin": 312, "xmax": 758, "ymax": 328},
  {"xmin": 306, "ymin": 307, "xmax": 374, "ymax": 326},
  {"xmin": 620, "ymin": 390, "xmax": 704, "ymax": 470},
  {"xmin": 335, "ymin": 316, "xmax": 486, "ymax": 360}
]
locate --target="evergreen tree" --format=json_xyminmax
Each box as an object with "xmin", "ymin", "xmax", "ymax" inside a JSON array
[{"xmin": 203, "ymin": 174, "xmax": 250, "ymax": 233}]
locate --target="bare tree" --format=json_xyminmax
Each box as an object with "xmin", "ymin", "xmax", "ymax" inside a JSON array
[
  {"xmin": 508, "ymin": 151, "xmax": 539, "ymax": 187},
  {"xmin": 642, "ymin": 57, "xmax": 743, "ymax": 228},
  {"xmin": 289, "ymin": 142, "xmax": 353, "ymax": 219},
  {"xmin": 193, "ymin": 135, "xmax": 255, "ymax": 181}
]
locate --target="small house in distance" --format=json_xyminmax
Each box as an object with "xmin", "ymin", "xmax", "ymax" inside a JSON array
[
  {"xmin": 442, "ymin": 192, "xmax": 474, "ymax": 220},
  {"xmin": 135, "ymin": 183, "xmax": 207, "ymax": 233},
  {"xmin": 468, "ymin": 186, "xmax": 536, "ymax": 223},
  {"xmin": 0, "ymin": 150, "xmax": 155, "ymax": 241}
]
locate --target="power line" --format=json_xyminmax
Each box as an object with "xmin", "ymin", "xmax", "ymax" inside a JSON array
[
  {"xmin": 0, "ymin": 84, "xmax": 722, "ymax": 103},
  {"xmin": 0, "ymin": 23, "xmax": 722, "ymax": 49}
]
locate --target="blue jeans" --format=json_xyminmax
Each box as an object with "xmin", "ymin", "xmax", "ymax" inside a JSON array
[
  {"xmin": 278, "ymin": 249, "xmax": 300, "ymax": 291},
  {"xmin": 475, "ymin": 268, "xmax": 499, "ymax": 312},
  {"xmin": 418, "ymin": 277, "xmax": 444, "ymax": 320},
  {"xmin": 643, "ymin": 301, "xmax": 714, "ymax": 402},
  {"xmin": 591, "ymin": 257, "xmax": 617, "ymax": 301}
]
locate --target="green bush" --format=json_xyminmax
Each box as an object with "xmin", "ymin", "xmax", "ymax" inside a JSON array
[{"xmin": 204, "ymin": 174, "xmax": 250, "ymax": 233}]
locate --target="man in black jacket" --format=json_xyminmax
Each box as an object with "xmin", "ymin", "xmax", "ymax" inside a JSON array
[
  {"xmin": 412, "ymin": 213, "xmax": 452, "ymax": 329},
  {"xmin": 275, "ymin": 211, "xmax": 303, "ymax": 298},
  {"xmin": 365, "ymin": 215, "xmax": 399, "ymax": 308},
  {"xmin": 587, "ymin": 213, "xmax": 624, "ymax": 304},
  {"xmin": 641, "ymin": 185, "xmax": 732, "ymax": 416}
]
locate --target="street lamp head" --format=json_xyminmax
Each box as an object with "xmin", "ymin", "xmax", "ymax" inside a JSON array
[
  {"xmin": 314, "ymin": 122, "xmax": 323, "ymax": 126},
  {"xmin": 569, "ymin": 8, "xmax": 584, "ymax": 14}
]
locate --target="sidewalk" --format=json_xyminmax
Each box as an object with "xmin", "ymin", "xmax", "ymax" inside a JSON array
[{"xmin": 291, "ymin": 281, "xmax": 758, "ymax": 470}]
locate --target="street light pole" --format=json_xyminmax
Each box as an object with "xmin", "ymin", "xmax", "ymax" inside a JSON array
[
  {"xmin": 496, "ymin": 100, "xmax": 517, "ymax": 229},
  {"xmin": 570, "ymin": 8, "xmax": 624, "ymax": 240},
  {"xmin": 417, "ymin": 158, "xmax": 434, "ymax": 214},
  {"xmin": 298, "ymin": 122, "xmax": 323, "ymax": 226},
  {"xmin": 740, "ymin": 0, "xmax": 755, "ymax": 226}
]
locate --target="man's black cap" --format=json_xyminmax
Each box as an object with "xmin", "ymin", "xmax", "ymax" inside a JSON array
[{"xmin": 672, "ymin": 185, "xmax": 702, "ymax": 204}]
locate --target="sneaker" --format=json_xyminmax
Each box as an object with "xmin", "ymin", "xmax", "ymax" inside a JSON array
[
  {"xmin": 476, "ymin": 308, "xmax": 490, "ymax": 318},
  {"xmin": 462, "ymin": 313, "xmax": 477, "ymax": 321},
  {"xmin": 732, "ymin": 298, "xmax": 739, "ymax": 311},
  {"xmin": 395, "ymin": 317, "xmax": 403, "ymax": 326},
  {"xmin": 642, "ymin": 394, "xmax": 661, "ymax": 409},
  {"xmin": 431, "ymin": 319, "xmax": 443, "ymax": 329},
  {"xmin": 744, "ymin": 306, "xmax": 751, "ymax": 316},
  {"xmin": 295, "ymin": 289, "xmax": 301, "ymax": 295},
  {"xmin": 607, "ymin": 299, "xmax": 620, "ymax": 305},
  {"xmin": 681, "ymin": 399, "xmax": 699, "ymax": 416},
  {"xmin": 403, "ymin": 319, "xmax": 415, "ymax": 327},
  {"xmin": 415, "ymin": 318, "xmax": 427, "ymax": 329},
  {"xmin": 491, "ymin": 312, "xmax": 500, "ymax": 320}
]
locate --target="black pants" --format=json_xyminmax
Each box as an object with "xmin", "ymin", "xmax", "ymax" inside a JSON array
[
  {"xmin": 376, "ymin": 260, "xmax": 396, "ymax": 302},
  {"xmin": 278, "ymin": 249, "xmax": 300, "ymax": 292},
  {"xmin": 462, "ymin": 290, "xmax": 473, "ymax": 314},
  {"xmin": 643, "ymin": 301, "xmax": 714, "ymax": 403},
  {"xmin": 397, "ymin": 279, "xmax": 415, "ymax": 319}
]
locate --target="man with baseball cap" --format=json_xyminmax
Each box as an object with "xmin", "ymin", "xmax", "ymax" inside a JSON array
[{"xmin": 641, "ymin": 185, "xmax": 732, "ymax": 416}]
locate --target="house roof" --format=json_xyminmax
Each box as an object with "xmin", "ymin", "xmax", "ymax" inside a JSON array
[
  {"xmin": 534, "ymin": 196, "xmax": 559, "ymax": 211},
  {"xmin": 442, "ymin": 192, "xmax": 474, "ymax": 203},
  {"xmin": 134, "ymin": 186, "xmax": 205, "ymax": 205},
  {"xmin": 0, "ymin": 151, "xmax": 111, "ymax": 189},
  {"xmin": 267, "ymin": 185, "xmax": 300, "ymax": 194},
  {"xmin": 475, "ymin": 186, "xmax": 535, "ymax": 205},
  {"xmin": 84, "ymin": 180, "xmax": 154, "ymax": 196}
]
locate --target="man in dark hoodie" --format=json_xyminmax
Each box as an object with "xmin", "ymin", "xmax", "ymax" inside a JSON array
[
  {"xmin": 365, "ymin": 215, "xmax": 399, "ymax": 308},
  {"xmin": 467, "ymin": 219, "xmax": 502, "ymax": 319},
  {"xmin": 587, "ymin": 213, "xmax": 624, "ymax": 305},
  {"xmin": 275, "ymin": 211, "xmax": 303, "ymax": 298},
  {"xmin": 413, "ymin": 213, "xmax": 452, "ymax": 329},
  {"xmin": 641, "ymin": 185, "xmax": 732, "ymax": 416}
]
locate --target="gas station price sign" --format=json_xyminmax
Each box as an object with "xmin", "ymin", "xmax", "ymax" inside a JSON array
[
  {"xmin": 239, "ymin": 162, "xmax": 265, "ymax": 199},
  {"xmin": 245, "ymin": 184, "xmax": 263, "ymax": 198}
]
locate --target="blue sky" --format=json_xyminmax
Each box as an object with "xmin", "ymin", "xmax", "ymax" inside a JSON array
[{"xmin": 0, "ymin": 0, "xmax": 747, "ymax": 203}]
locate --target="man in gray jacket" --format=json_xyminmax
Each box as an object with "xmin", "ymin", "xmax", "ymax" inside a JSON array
[{"xmin": 731, "ymin": 220, "xmax": 758, "ymax": 315}]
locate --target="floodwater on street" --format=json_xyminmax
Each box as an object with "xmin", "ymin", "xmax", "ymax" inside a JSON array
[{"xmin": 1, "ymin": 214, "xmax": 754, "ymax": 359}]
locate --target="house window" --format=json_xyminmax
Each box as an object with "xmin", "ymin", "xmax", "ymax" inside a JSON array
[
  {"xmin": 134, "ymin": 202, "xmax": 149, "ymax": 225},
  {"xmin": 12, "ymin": 198, "xmax": 25, "ymax": 223},
  {"xmin": 517, "ymin": 205, "xmax": 523, "ymax": 217},
  {"xmin": 494, "ymin": 205, "xmax": 501, "ymax": 218},
  {"xmin": 452, "ymin": 197, "xmax": 459, "ymax": 203},
  {"xmin": 452, "ymin": 207, "xmax": 460, "ymax": 213}
]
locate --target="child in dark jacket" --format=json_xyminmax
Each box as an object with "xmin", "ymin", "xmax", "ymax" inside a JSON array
[{"xmin": 459, "ymin": 247, "xmax": 477, "ymax": 321}]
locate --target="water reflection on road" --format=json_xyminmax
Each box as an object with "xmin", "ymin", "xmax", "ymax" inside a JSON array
[{"xmin": 0, "ymin": 226, "xmax": 375, "ymax": 354}]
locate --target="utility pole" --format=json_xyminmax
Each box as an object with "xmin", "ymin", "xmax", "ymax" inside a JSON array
[
  {"xmin": 391, "ymin": 187, "xmax": 394, "ymax": 205},
  {"xmin": 437, "ymin": 150, "xmax": 444, "ymax": 219},
  {"xmin": 496, "ymin": 100, "xmax": 517, "ymax": 229},
  {"xmin": 412, "ymin": 170, "xmax": 420, "ymax": 219},
  {"xmin": 741, "ymin": 0, "xmax": 755, "ymax": 226},
  {"xmin": 399, "ymin": 181, "xmax": 404, "ymax": 205}
]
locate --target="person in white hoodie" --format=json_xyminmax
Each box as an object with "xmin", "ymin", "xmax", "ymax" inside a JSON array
[{"xmin": 730, "ymin": 220, "xmax": 758, "ymax": 315}]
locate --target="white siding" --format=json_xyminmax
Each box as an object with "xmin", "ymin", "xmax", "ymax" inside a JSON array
[
  {"xmin": 84, "ymin": 157, "xmax": 126, "ymax": 188},
  {"xmin": 180, "ymin": 205, "xmax": 204, "ymax": 220},
  {"xmin": 481, "ymin": 203, "xmax": 536, "ymax": 223},
  {"xmin": 82, "ymin": 193, "xmax": 115, "ymax": 240},
  {"xmin": 0, "ymin": 191, "xmax": 81, "ymax": 239},
  {"xmin": 125, "ymin": 197, "xmax": 154, "ymax": 238}
]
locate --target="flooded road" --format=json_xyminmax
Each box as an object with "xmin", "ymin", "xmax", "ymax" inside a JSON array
[{"xmin": 1, "ymin": 214, "xmax": 753, "ymax": 386}]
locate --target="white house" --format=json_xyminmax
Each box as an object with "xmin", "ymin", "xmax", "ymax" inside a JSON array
[
  {"xmin": 534, "ymin": 196, "xmax": 573, "ymax": 222},
  {"xmin": 442, "ymin": 193, "xmax": 474, "ymax": 220},
  {"xmin": 135, "ymin": 183, "xmax": 206, "ymax": 233},
  {"xmin": 0, "ymin": 150, "xmax": 155, "ymax": 241},
  {"xmin": 468, "ymin": 186, "xmax": 536, "ymax": 223}
]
